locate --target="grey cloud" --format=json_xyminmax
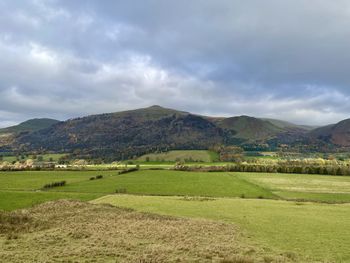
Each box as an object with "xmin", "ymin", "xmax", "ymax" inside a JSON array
[{"xmin": 1, "ymin": 0, "xmax": 350, "ymax": 127}]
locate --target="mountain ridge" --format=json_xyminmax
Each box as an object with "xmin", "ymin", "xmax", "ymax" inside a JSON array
[
  {"xmin": 1, "ymin": 106, "xmax": 349, "ymax": 159},
  {"xmin": 0, "ymin": 118, "xmax": 60, "ymax": 135}
]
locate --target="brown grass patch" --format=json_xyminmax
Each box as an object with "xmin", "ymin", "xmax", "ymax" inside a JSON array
[{"xmin": 0, "ymin": 200, "xmax": 291, "ymax": 262}]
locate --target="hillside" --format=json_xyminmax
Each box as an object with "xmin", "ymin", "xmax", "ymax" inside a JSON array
[
  {"xmin": 0, "ymin": 118, "xmax": 60, "ymax": 149},
  {"xmin": 215, "ymin": 116, "xmax": 284, "ymax": 141},
  {"xmin": 0, "ymin": 118, "xmax": 60, "ymax": 134},
  {"xmin": 262, "ymin": 118, "xmax": 315, "ymax": 132},
  {"xmin": 2, "ymin": 106, "xmax": 349, "ymax": 158},
  {"xmin": 309, "ymin": 119, "xmax": 350, "ymax": 147},
  {"xmin": 12, "ymin": 106, "xmax": 225, "ymax": 160}
]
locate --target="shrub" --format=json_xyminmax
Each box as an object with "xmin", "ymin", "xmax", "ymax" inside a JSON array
[
  {"xmin": 118, "ymin": 167, "xmax": 139, "ymax": 175},
  {"xmin": 43, "ymin": 181, "xmax": 66, "ymax": 189},
  {"xmin": 89, "ymin": 175, "xmax": 103, "ymax": 180}
]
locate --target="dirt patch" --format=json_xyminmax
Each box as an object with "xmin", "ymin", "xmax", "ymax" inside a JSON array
[{"xmin": 0, "ymin": 200, "xmax": 290, "ymax": 262}]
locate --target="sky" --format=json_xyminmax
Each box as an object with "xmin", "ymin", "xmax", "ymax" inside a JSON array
[{"xmin": 1, "ymin": 0, "xmax": 350, "ymax": 127}]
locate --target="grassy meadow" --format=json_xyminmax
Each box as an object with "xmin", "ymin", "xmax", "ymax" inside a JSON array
[
  {"xmin": 1, "ymin": 153, "xmax": 66, "ymax": 163},
  {"xmin": 1, "ymin": 168, "xmax": 350, "ymax": 261},
  {"xmin": 241, "ymin": 172, "xmax": 350, "ymax": 202},
  {"xmin": 0, "ymin": 170, "xmax": 116, "ymax": 210},
  {"xmin": 0, "ymin": 200, "xmax": 288, "ymax": 262},
  {"xmin": 136, "ymin": 150, "xmax": 219, "ymax": 162},
  {"xmin": 52, "ymin": 170, "xmax": 275, "ymax": 198},
  {"xmin": 94, "ymin": 195, "xmax": 350, "ymax": 262}
]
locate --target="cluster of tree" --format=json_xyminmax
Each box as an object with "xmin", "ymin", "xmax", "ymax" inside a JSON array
[
  {"xmin": 210, "ymin": 145, "xmax": 244, "ymax": 162},
  {"xmin": 0, "ymin": 159, "xmax": 35, "ymax": 171},
  {"xmin": 175, "ymin": 160, "xmax": 350, "ymax": 176}
]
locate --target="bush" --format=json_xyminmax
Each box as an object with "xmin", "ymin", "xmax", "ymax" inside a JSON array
[
  {"xmin": 118, "ymin": 167, "xmax": 139, "ymax": 175},
  {"xmin": 43, "ymin": 181, "xmax": 66, "ymax": 189},
  {"xmin": 89, "ymin": 175, "xmax": 103, "ymax": 181}
]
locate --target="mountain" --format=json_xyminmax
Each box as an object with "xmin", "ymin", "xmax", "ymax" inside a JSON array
[
  {"xmin": 214, "ymin": 116, "xmax": 284, "ymax": 142},
  {"xmin": 309, "ymin": 119, "xmax": 350, "ymax": 147},
  {"xmin": 0, "ymin": 118, "xmax": 60, "ymax": 149},
  {"xmin": 262, "ymin": 118, "xmax": 316, "ymax": 132},
  {"xmin": 0, "ymin": 118, "xmax": 60, "ymax": 135},
  {"xmin": 12, "ymin": 106, "xmax": 226, "ymax": 159},
  {"xmin": 3, "ymin": 106, "xmax": 349, "ymax": 159}
]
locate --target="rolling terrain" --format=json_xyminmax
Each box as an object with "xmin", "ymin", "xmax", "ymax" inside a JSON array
[
  {"xmin": 0, "ymin": 200, "xmax": 287, "ymax": 262},
  {"xmin": 0, "ymin": 118, "xmax": 60, "ymax": 135},
  {"xmin": 2, "ymin": 169, "xmax": 350, "ymax": 262},
  {"xmin": 0, "ymin": 118, "xmax": 59, "ymax": 149},
  {"xmin": 309, "ymin": 119, "xmax": 350, "ymax": 147},
  {"xmin": 1, "ymin": 105, "xmax": 350, "ymax": 159}
]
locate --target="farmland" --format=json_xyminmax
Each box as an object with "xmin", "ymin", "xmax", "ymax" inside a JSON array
[
  {"xmin": 94, "ymin": 195, "xmax": 350, "ymax": 262},
  {"xmin": 0, "ymin": 170, "xmax": 116, "ymax": 210},
  {"xmin": 136, "ymin": 150, "xmax": 219, "ymax": 162},
  {"xmin": 0, "ymin": 153, "xmax": 66, "ymax": 163},
  {"xmin": 1, "ymin": 168, "xmax": 350, "ymax": 262}
]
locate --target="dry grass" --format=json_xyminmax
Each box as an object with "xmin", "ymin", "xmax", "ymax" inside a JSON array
[{"xmin": 0, "ymin": 200, "xmax": 289, "ymax": 263}]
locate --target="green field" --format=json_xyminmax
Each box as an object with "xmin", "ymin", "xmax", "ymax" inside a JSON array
[
  {"xmin": 51, "ymin": 170, "xmax": 275, "ymax": 198},
  {"xmin": 2, "ymin": 169, "xmax": 350, "ymax": 261},
  {"xmin": 94, "ymin": 195, "xmax": 350, "ymax": 262},
  {"xmin": 0, "ymin": 191, "xmax": 100, "ymax": 211},
  {"xmin": 3, "ymin": 170, "xmax": 350, "ymax": 211},
  {"xmin": 0, "ymin": 170, "xmax": 117, "ymax": 210},
  {"xmin": 240, "ymin": 172, "xmax": 350, "ymax": 202},
  {"xmin": 1, "ymin": 153, "xmax": 66, "ymax": 163},
  {"xmin": 136, "ymin": 150, "xmax": 219, "ymax": 162}
]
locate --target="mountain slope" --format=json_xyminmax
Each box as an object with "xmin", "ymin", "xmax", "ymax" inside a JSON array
[
  {"xmin": 0, "ymin": 118, "xmax": 60, "ymax": 149},
  {"xmin": 309, "ymin": 119, "xmax": 350, "ymax": 147},
  {"xmin": 215, "ymin": 116, "xmax": 284, "ymax": 142},
  {"xmin": 262, "ymin": 118, "xmax": 315, "ymax": 132},
  {"xmin": 13, "ymin": 106, "xmax": 225, "ymax": 159},
  {"xmin": 4, "ymin": 106, "xmax": 347, "ymax": 158},
  {"xmin": 0, "ymin": 118, "xmax": 60, "ymax": 135}
]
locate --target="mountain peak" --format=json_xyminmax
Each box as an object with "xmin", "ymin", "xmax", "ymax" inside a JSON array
[{"xmin": 147, "ymin": 105, "xmax": 164, "ymax": 109}]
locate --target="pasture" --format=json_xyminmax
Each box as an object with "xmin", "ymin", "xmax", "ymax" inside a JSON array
[
  {"xmin": 0, "ymin": 200, "xmax": 287, "ymax": 262},
  {"xmin": 94, "ymin": 195, "xmax": 350, "ymax": 262},
  {"xmin": 0, "ymin": 153, "xmax": 66, "ymax": 163},
  {"xmin": 2, "ymin": 170, "xmax": 350, "ymax": 211},
  {"xmin": 136, "ymin": 150, "xmax": 219, "ymax": 162},
  {"xmin": 52, "ymin": 170, "xmax": 275, "ymax": 199},
  {"xmin": 0, "ymin": 170, "xmax": 116, "ymax": 210},
  {"xmin": 1, "ymin": 169, "xmax": 350, "ymax": 261},
  {"xmin": 241, "ymin": 172, "xmax": 350, "ymax": 202}
]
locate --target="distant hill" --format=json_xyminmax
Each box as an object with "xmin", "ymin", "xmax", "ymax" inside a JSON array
[
  {"xmin": 0, "ymin": 118, "xmax": 60, "ymax": 135},
  {"xmin": 262, "ymin": 118, "xmax": 316, "ymax": 132},
  {"xmin": 2, "ymin": 106, "xmax": 350, "ymax": 159},
  {"xmin": 309, "ymin": 119, "xmax": 350, "ymax": 147},
  {"xmin": 215, "ymin": 116, "xmax": 284, "ymax": 142},
  {"xmin": 0, "ymin": 118, "xmax": 60, "ymax": 149},
  {"xmin": 12, "ymin": 106, "xmax": 225, "ymax": 160}
]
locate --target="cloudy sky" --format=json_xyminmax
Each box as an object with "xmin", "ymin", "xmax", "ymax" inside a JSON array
[{"xmin": 1, "ymin": 0, "xmax": 350, "ymax": 127}]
